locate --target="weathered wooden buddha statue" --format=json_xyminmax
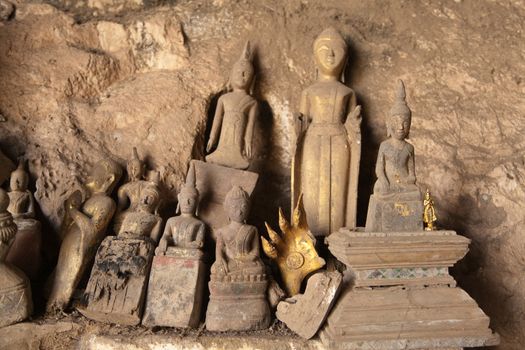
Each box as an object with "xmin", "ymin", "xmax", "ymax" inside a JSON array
[
  {"xmin": 206, "ymin": 185, "xmax": 270, "ymax": 331},
  {"xmin": 0, "ymin": 188, "xmax": 33, "ymax": 327},
  {"xmin": 6, "ymin": 161, "xmax": 42, "ymax": 279},
  {"xmin": 143, "ymin": 165, "xmax": 207, "ymax": 328},
  {"xmin": 205, "ymin": 42, "xmax": 258, "ymax": 170},
  {"xmin": 292, "ymin": 27, "xmax": 362, "ymax": 237},
  {"xmin": 46, "ymin": 159, "xmax": 122, "ymax": 312},
  {"xmin": 114, "ymin": 147, "xmax": 155, "ymax": 233},
  {"xmin": 365, "ymin": 80, "xmax": 423, "ymax": 232}
]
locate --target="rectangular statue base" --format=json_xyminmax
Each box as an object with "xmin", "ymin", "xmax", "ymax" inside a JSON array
[
  {"xmin": 79, "ymin": 237, "xmax": 154, "ymax": 326},
  {"xmin": 142, "ymin": 248, "xmax": 207, "ymax": 328},
  {"xmin": 365, "ymin": 192, "xmax": 423, "ymax": 232}
]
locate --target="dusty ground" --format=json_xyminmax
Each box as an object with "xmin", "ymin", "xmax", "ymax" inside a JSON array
[
  {"xmin": 0, "ymin": 312, "xmax": 298, "ymax": 350},
  {"xmin": 0, "ymin": 0, "xmax": 524, "ymax": 349}
]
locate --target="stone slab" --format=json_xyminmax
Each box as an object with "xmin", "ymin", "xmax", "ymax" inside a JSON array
[
  {"xmin": 190, "ymin": 160, "xmax": 258, "ymax": 241},
  {"xmin": 276, "ymin": 271, "xmax": 342, "ymax": 339},
  {"xmin": 327, "ymin": 229, "xmax": 470, "ymax": 272},
  {"xmin": 142, "ymin": 250, "xmax": 207, "ymax": 328}
]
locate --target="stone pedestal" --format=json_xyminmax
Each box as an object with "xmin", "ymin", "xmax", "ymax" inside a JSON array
[
  {"xmin": 190, "ymin": 160, "xmax": 258, "ymax": 240},
  {"xmin": 320, "ymin": 228, "xmax": 499, "ymax": 350},
  {"xmin": 0, "ymin": 263, "xmax": 33, "ymax": 328},
  {"xmin": 365, "ymin": 191, "xmax": 423, "ymax": 232},
  {"xmin": 6, "ymin": 219, "xmax": 42, "ymax": 280},
  {"xmin": 206, "ymin": 277, "xmax": 270, "ymax": 331},
  {"xmin": 142, "ymin": 247, "xmax": 207, "ymax": 328},
  {"xmin": 79, "ymin": 237, "xmax": 154, "ymax": 326}
]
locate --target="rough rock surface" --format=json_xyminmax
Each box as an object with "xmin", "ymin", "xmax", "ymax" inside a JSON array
[{"xmin": 0, "ymin": 1, "xmax": 524, "ymax": 349}]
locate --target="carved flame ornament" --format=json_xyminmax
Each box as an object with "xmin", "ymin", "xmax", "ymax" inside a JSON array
[{"xmin": 262, "ymin": 194, "xmax": 325, "ymax": 296}]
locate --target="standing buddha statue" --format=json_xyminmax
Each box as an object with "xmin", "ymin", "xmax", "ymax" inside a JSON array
[{"xmin": 292, "ymin": 27, "xmax": 362, "ymax": 237}]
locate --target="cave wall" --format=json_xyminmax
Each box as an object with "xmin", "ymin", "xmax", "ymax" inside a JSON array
[{"xmin": 0, "ymin": 0, "xmax": 524, "ymax": 349}]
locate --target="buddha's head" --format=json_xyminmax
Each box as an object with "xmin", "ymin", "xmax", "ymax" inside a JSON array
[
  {"xmin": 178, "ymin": 164, "xmax": 199, "ymax": 215},
  {"xmin": 10, "ymin": 161, "xmax": 29, "ymax": 192},
  {"xmin": 313, "ymin": 27, "xmax": 348, "ymax": 79},
  {"xmin": 225, "ymin": 185, "xmax": 250, "ymax": 223},
  {"xmin": 127, "ymin": 147, "xmax": 145, "ymax": 181},
  {"xmin": 230, "ymin": 41, "xmax": 255, "ymax": 91},
  {"xmin": 387, "ymin": 79, "xmax": 412, "ymax": 140},
  {"xmin": 86, "ymin": 159, "xmax": 122, "ymax": 195}
]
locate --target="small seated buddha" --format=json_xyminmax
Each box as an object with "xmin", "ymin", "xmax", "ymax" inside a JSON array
[
  {"xmin": 206, "ymin": 185, "xmax": 270, "ymax": 331},
  {"xmin": 366, "ymin": 80, "xmax": 424, "ymax": 232},
  {"xmin": 6, "ymin": 161, "xmax": 42, "ymax": 280}
]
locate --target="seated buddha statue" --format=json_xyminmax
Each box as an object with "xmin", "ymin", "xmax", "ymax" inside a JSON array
[
  {"xmin": 366, "ymin": 80, "xmax": 423, "ymax": 232},
  {"xmin": 6, "ymin": 161, "xmax": 42, "ymax": 280},
  {"xmin": 210, "ymin": 185, "xmax": 265, "ymax": 280},
  {"xmin": 206, "ymin": 185, "xmax": 269, "ymax": 331}
]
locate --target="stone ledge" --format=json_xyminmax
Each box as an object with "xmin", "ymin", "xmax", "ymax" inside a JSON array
[{"xmin": 80, "ymin": 334, "xmax": 323, "ymax": 350}]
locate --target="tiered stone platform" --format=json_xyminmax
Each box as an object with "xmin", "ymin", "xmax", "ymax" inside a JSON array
[{"xmin": 319, "ymin": 228, "xmax": 499, "ymax": 350}]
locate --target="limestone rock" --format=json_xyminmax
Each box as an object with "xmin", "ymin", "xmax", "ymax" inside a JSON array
[{"xmin": 276, "ymin": 271, "xmax": 342, "ymax": 339}]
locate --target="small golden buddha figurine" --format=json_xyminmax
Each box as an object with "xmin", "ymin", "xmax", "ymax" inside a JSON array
[
  {"xmin": 292, "ymin": 27, "xmax": 362, "ymax": 237},
  {"xmin": 46, "ymin": 159, "xmax": 122, "ymax": 312},
  {"xmin": 423, "ymin": 189, "xmax": 437, "ymax": 231},
  {"xmin": 205, "ymin": 41, "xmax": 258, "ymax": 170},
  {"xmin": 6, "ymin": 161, "xmax": 42, "ymax": 280},
  {"xmin": 157, "ymin": 165, "xmax": 205, "ymax": 253},
  {"xmin": 0, "ymin": 188, "xmax": 33, "ymax": 327},
  {"xmin": 365, "ymin": 80, "xmax": 423, "ymax": 232},
  {"xmin": 80, "ymin": 184, "xmax": 161, "ymax": 325},
  {"xmin": 114, "ymin": 147, "xmax": 157, "ymax": 233},
  {"xmin": 206, "ymin": 185, "xmax": 270, "ymax": 331}
]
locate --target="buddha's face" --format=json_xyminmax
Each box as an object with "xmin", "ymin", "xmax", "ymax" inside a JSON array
[
  {"xmin": 314, "ymin": 41, "xmax": 347, "ymax": 77},
  {"xmin": 178, "ymin": 192, "xmax": 197, "ymax": 214},
  {"xmin": 127, "ymin": 160, "xmax": 144, "ymax": 181},
  {"xmin": 10, "ymin": 173, "xmax": 28, "ymax": 191},
  {"xmin": 227, "ymin": 198, "xmax": 249, "ymax": 223},
  {"xmin": 230, "ymin": 62, "xmax": 254, "ymax": 90},
  {"xmin": 388, "ymin": 114, "xmax": 410, "ymax": 140}
]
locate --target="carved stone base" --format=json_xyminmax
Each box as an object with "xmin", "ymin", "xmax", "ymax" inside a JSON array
[
  {"xmin": 190, "ymin": 160, "xmax": 258, "ymax": 240},
  {"xmin": 0, "ymin": 263, "xmax": 33, "ymax": 328},
  {"xmin": 322, "ymin": 228, "xmax": 499, "ymax": 349},
  {"xmin": 142, "ymin": 247, "xmax": 207, "ymax": 328},
  {"xmin": 206, "ymin": 279, "xmax": 270, "ymax": 331},
  {"xmin": 365, "ymin": 192, "xmax": 423, "ymax": 232},
  {"xmin": 319, "ymin": 286, "xmax": 499, "ymax": 349},
  {"xmin": 79, "ymin": 237, "xmax": 154, "ymax": 326},
  {"xmin": 6, "ymin": 219, "xmax": 42, "ymax": 280}
]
